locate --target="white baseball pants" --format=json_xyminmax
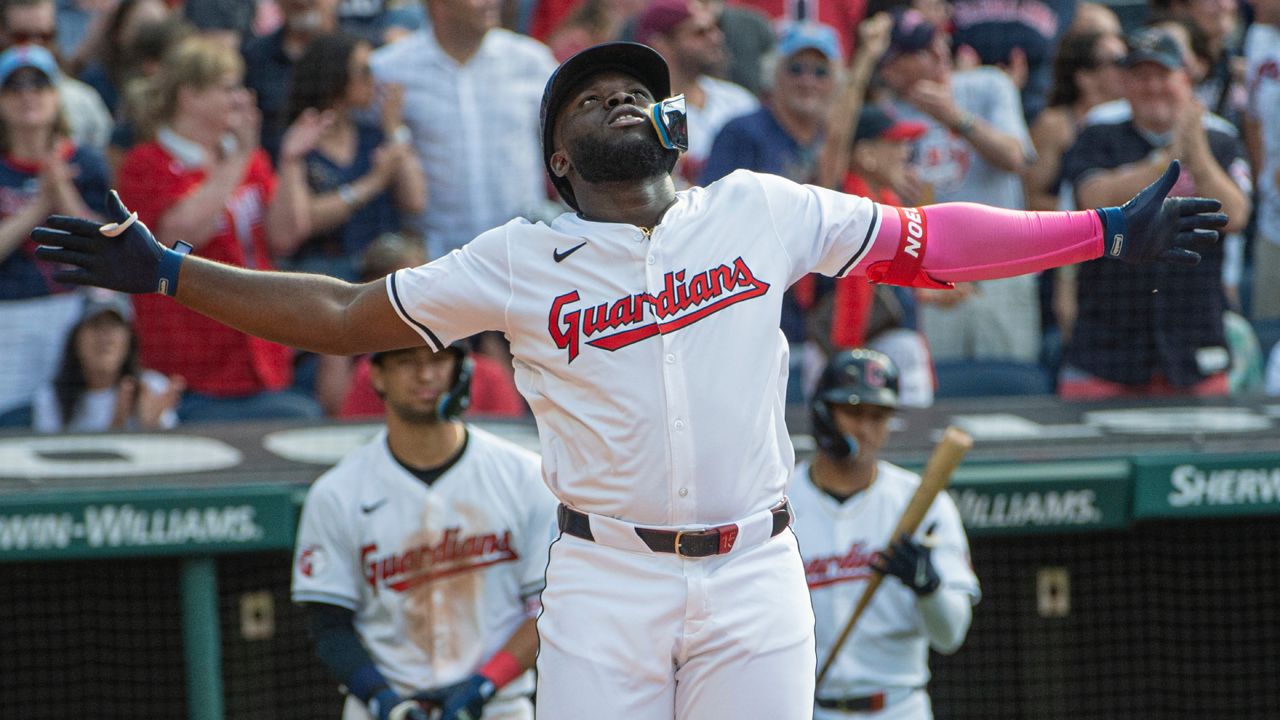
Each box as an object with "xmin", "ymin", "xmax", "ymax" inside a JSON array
[{"xmin": 535, "ymin": 529, "xmax": 816, "ymax": 720}]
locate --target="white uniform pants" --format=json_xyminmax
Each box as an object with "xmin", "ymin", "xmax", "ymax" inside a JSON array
[
  {"xmin": 813, "ymin": 689, "xmax": 932, "ymax": 720},
  {"xmin": 536, "ymin": 530, "xmax": 816, "ymax": 720}
]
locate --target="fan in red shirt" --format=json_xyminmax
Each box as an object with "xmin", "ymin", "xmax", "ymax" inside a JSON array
[
  {"xmin": 117, "ymin": 36, "xmax": 323, "ymax": 422},
  {"xmin": 830, "ymin": 106, "xmax": 925, "ymax": 348}
]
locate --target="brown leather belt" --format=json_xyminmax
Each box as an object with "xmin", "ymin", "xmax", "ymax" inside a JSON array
[
  {"xmin": 815, "ymin": 694, "xmax": 885, "ymax": 712},
  {"xmin": 557, "ymin": 501, "xmax": 791, "ymax": 558}
]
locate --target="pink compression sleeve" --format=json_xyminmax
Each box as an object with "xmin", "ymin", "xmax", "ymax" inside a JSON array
[{"xmin": 864, "ymin": 203, "xmax": 1104, "ymax": 284}]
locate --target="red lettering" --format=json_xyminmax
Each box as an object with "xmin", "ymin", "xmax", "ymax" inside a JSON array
[
  {"xmin": 362, "ymin": 530, "xmax": 519, "ymax": 593},
  {"xmin": 582, "ymin": 302, "xmax": 610, "ymax": 336},
  {"xmin": 547, "ymin": 258, "xmax": 771, "ymax": 360},
  {"xmin": 548, "ymin": 291, "xmax": 581, "ymax": 362}
]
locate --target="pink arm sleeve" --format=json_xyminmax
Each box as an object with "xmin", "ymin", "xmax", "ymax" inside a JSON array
[{"xmin": 864, "ymin": 203, "xmax": 1104, "ymax": 284}]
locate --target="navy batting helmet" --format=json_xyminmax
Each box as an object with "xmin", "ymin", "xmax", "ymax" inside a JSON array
[
  {"xmin": 811, "ymin": 349, "xmax": 900, "ymax": 459},
  {"xmin": 539, "ymin": 42, "xmax": 672, "ymax": 211},
  {"xmin": 371, "ymin": 341, "xmax": 473, "ymax": 421}
]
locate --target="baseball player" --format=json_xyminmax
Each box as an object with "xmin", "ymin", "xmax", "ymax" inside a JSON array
[
  {"xmin": 291, "ymin": 342, "xmax": 557, "ymax": 720},
  {"xmin": 792, "ymin": 349, "xmax": 979, "ymax": 719},
  {"xmin": 35, "ymin": 41, "xmax": 1228, "ymax": 720}
]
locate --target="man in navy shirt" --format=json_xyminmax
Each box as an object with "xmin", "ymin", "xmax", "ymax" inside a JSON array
[
  {"xmin": 1059, "ymin": 28, "xmax": 1252, "ymax": 398},
  {"xmin": 700, "ymin": 21, "xmax": 839, "ymax": 187}
]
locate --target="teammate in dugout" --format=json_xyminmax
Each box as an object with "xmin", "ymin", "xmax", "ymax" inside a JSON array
[
  {"xmin": 34, "ymin": 41, "xmax": 1228, "ymax": 719},
  {"xmin": 792, "ymin": 349, "xmax": 978, "ymax": 719},
  {"xmin": 292, "ymin": 341, "xmax": 557, "ymax": 720}
]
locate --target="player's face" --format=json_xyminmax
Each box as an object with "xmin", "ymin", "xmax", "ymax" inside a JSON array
[
  {"xmin": 372, "ymin": 347, "xmax": 458, "ymax": 424},
  {"xmin": 551, "ymin": 70, "xmax": 677, "ymax": 185},
  {"xmin": 830, "ymin": 403, "xmax": 894, "ymax": 462}
]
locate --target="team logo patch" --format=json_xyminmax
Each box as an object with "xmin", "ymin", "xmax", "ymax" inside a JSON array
[
  {"xmin": 297, "ymin": 544, "xmax": 323, "ymax": 578},
  {"xmin": 548, "ymin": 256, "xmax": 770, "ymax": 362}
]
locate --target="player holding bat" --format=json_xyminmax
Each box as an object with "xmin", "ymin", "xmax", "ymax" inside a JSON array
[{"xmin": 792, "ymin": 349, "xmax": 979, "ymax": 719}]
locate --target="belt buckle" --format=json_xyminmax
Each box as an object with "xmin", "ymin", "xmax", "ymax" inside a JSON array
[{"xmin": 673, "ymin": 529, "xmax": 690, "ymax": 558}]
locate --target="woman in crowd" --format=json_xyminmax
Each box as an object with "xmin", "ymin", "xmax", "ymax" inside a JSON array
[
  {"xmin": 33, "ymin": 291, "xmax": 184, "ymax": 433},
  {"xmin": 279, "ymin": 32, "xmax": 425, "ymax": 281},
  {"xmin": 115, "ymin": 35, "xmax": 325, "ymax": 422},
  {"xmin": 1025, "ymin": 30, "xmax": 1127, "ymax": 212},
  {"xmin": 1024, "ymin": 30, "xmax": 1127, "ymax": 361},
  {"xmin": 0, "ymin": 44, "xmax": 109, "ymax": 426},
  {"xmin": 106, "ymin": 14, "xmax": 193, "ymax": 174}
]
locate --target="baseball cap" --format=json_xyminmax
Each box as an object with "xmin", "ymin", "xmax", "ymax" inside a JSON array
[
  {"xmin": 0, "ymin": 44, "xmax": 59, "ymax": 87},
  {"xmin": 634, "ymin": 0, "xmax": 694, "ymax": 46},
  {"xmin": 854, "ymin": 106, "xmax": 928, "ymax": 142},
  {"xmin": 884, "ymin": 8, "xmax": 938, "ymax": 61},
  {"xmin": 539, "ymin": 42, "xmax": 672, "ymax": 211},
  {"xmin": 1122, "ymin": 28, "xmax": 1184, "ymax": 70},
  {"xmin": 80, "ymin": 289, "xmax": 134, "ymax": 324},
  {"xmin": 776, "ymin": 21, "xmax": 843, "ymax": 63}
]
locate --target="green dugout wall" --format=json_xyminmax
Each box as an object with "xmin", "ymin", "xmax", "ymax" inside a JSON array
[{"xmin": 2, "ymin": 397, "xmax": 1279, "ymax": 719}]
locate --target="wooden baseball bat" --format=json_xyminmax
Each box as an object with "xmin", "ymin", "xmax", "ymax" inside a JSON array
[{"xmin": 814, "ymin": 425, "xmax": 973, "ymax": 688}]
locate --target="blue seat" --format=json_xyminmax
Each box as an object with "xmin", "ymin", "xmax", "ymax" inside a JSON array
[{"xmin": 934, "ymin": 360, "xmax": 1054, "ymax": 399}]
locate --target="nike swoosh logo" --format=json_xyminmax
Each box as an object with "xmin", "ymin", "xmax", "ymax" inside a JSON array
[
  {"xmin": 554, "ymin": 241, "xmax": 588, "ymax": 263},
  {"xmin": 361, "ymin": 499, "xmax": 388, "ymax": 514}
]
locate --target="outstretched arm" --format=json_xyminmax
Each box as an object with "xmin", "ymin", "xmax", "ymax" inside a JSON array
[
  {"xmin": 174, "ymin": 259, "xmax": 420, "ymax": 355},
  {"xmin": 34, "ymin": 191, "xmax": 422, "ymax": 356},
  {"xmin": 859, "ymin": 160, "xmax": 1228, "ymax": 287}
]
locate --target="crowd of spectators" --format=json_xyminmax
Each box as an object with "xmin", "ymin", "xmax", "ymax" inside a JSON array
[{"xmin": 0, "ymin": 0, "xmax": 1276, "ymax": 433}]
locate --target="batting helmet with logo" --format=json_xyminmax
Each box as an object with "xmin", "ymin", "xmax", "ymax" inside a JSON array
[
  {"xmin": 810, "ymin": 349, "xmax": 900, "ymax": 459},
  {"xmin": 539, "ymin": 41, "xmax": 672, "ymax": 211}
]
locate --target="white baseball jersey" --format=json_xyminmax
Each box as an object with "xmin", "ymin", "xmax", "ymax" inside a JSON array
[
  {"xmin": 388, "ymin": 169, "xmax": 882, "ymax": 526},
  {"xmin": 790, "ymin": 460, "xmax": 980, "ymax": 698},
  {"xmin": 291, "ymin": 426, "xmax": 557, "ymax": 703}
]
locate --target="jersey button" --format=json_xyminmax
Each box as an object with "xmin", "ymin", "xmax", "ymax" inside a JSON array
[
  {"xmin": 665, "ymin": 353, "xmax": 675, "ymax": 364},
  {"xmin": 646, "ymin": 255, "xmax": 656, "ymax": 265},
  {"xmin": 673, "ymin": 419, "xmax": 685, "ymax": 430},
  {"xmin": 678, "ymin": 488, "xmax": 689, "ymax": 497}
]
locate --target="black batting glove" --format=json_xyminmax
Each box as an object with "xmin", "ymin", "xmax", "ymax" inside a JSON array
[
  {"xmin": 871, "ymin": 533, "xmax": 941, "ymax": 597},
  {"xmin": 413, "ymin": 673, "xmax": 496, "ymax": 720},
  {"xmin": 1096, "ymin": 159, "xmax": 1229, "ymax": 266},
  {"xmin": 368, "ymin": 688, "xmax": 432, "ymax": 720},
  {"xmin": 33, "ymin": 190, "xmax": 192, "ymax": 296}
]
